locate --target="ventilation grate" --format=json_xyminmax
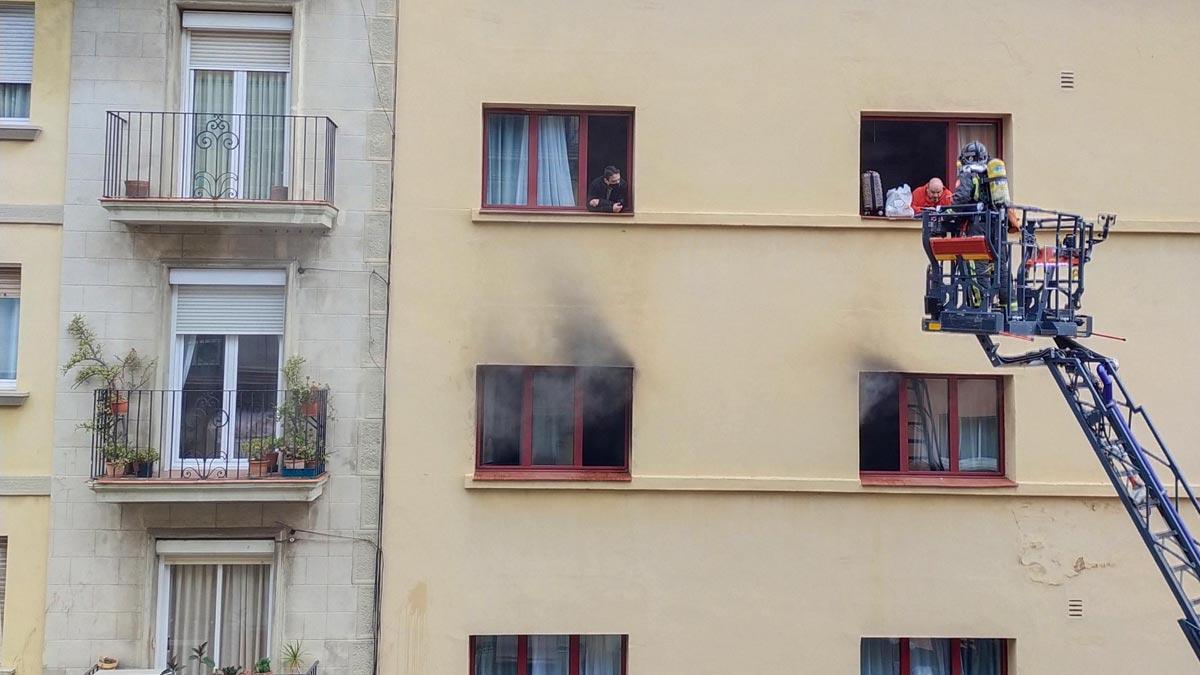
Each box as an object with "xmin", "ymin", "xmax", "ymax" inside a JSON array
[
  {"xmin": 1068, "ymin": 598, "xmax": 1084, "ymax": 618},
  {"xmin": 1059, "ymin": 70, "xmax": 1076, "ymax": 89}
]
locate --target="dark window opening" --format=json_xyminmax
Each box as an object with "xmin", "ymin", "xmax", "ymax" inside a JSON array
[
  {"xmin": 471, "ymin": 635, "xmax": 627, "ymax": 675},
  {"xmin": 480, "ymin": 366, "xmax": 523, "ymax": 466},
  {"xmin": 581, "ymin": 367, "xmax": 632, "ymax": 467},
  {"xmin": 859, "ymin": 373, "xmax": 901, "ymax": 472},
  {"xmin": 586, "ymin": 115, "xmax": 632, "ymax": 211},
  {"xmin": 861, "ymin": 637, "xmax": 1007, "ymax": 675}
]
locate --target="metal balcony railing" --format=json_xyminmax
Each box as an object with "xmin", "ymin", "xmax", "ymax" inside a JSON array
[
  {"xmin": 90, "ymin": 388, "xmax": 329, "ymax": 481},
  {"xmin": 103, "ymin": 111, "xmax": 337, "ymax": 203}
]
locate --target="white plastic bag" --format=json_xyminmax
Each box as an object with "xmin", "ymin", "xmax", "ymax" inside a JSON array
[{"xmin": 885, "ymin": 183, "xmax": 914, "ymax": 218}]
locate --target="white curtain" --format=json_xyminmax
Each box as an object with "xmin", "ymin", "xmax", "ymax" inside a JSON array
[
  {"xmin": 244, "ymin": 72, "xmax": 288, "ymax": 199},
  {"xmin": 961, "ymin": 639, "xmax": 1004, "ymax": 675},
  {"xmin": 486, "ymin": 114, "xmax": 529, "ymax": 205},
  {"xmin": 910, "ymin": 638, "xmax": 952, "ymax": 675},
  {"xmin": 907, "ymin": 379, "xmax": 949, "ymax": 471},
  {"xmin": 537, "ymin": 116, "xmax": 577, "ymax": 207},
  {"xmin": 0, "ymin": 298, "xmax": 18, "ymax": 380},
  {"xmin": 531, "ymin": 371, "xmax": 574, "ymax": 465},
  {"xmin": 580, "ymin": 635, "xmax": 622, "ymax": 675},
  {"xmin": 958, "ymin": 124, "xmax": 998, "ymax": 159},
  {"xmin": 0, "ymin": 84, "xmax": 29, "ymax": 119},
  {"xmin": 180, "ymin": 335, "xmax": 199, "ymax": 385},
  {"xmin": 529, "ymin": 635, "xmax": 569, "ymax": 675},
  {"xmin": 860, "ymin": 638, "xmax": 899, "ymax": 675},
  {"xmin": 191, "ymin": 70, "xmax": 236, "ymax": 198},
  {"xmin": 959, "ymin": 417, "xmax": 1000, "ymax": 471},
  {"xmin": 219, "ymin": 564, "xmax": 271, "ymax": 668},
  {"xmin": 473, "ymin": 635, "xmax": 518, "ymax": 675},
  {"xmin": 168, "ymin": 565, "xmax": 218, "ymax": 675}
]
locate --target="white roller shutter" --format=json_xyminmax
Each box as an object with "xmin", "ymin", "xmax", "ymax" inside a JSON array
[
  {"xmin": 0, "ymin": 3, "xmax": 34, "ymax": 84},
  {"xmin": 175, "ymin": 285, "xmax": 285, "ymax": 335},
  {"xmin": 188, "ymin": 31, "xmax": 291, "ymax": 72},
  {"xmin": 0, "ymin": 267, "xmax": 18, "ymax": 298}
]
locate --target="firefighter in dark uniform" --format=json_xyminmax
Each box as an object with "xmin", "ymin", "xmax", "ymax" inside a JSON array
[{"xmin": 951, "ymin": 141, "xmax": 1018, "ymax": 313}]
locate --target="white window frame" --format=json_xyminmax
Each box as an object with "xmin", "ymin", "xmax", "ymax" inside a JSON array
[
  {"xmin": 0, "ymin": 3, "xmax": 35, "ymax": 123},
  {"xmin": 153, "ymin": 539, "xmax": 276, "ymax": 671},
  {"xmin": 0, "ymin": 265, "xmax": 20, "ymax": 390}
]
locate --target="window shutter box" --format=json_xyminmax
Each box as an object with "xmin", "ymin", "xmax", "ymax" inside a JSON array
[
  {"xmin": 0, "ymin": 4, "xmax": 34, "ymax": 84},
  {"xmin": 0, "ymin": 268, "xmax": 19, "ymax": 299},
  {"xmin": 175, "ymin": 284, "xmax": 285, "ymax": 334},
  {"xmin": 187, "ymin": 31, "xmax": 291, "ymax": 71}
]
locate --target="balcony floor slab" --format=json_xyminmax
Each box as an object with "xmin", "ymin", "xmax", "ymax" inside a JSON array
[
  {"xmin": 91, "ymin": 473, "xmax": 328, "ymax": 503},
  {"xmin": 100, "ymin": 198, "xmax": 337, "ymax": 232}
]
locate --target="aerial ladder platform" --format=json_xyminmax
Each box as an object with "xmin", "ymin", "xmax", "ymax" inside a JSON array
[{"xmin": 921, "ymin": 204, "xmax": 1200, "ymax": 663}]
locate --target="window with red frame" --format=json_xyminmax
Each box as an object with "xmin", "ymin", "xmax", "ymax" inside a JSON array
[
  {"xmin": 860, "ymin": 116, "xmax": 1003, "ymax": 216},
  {"xmin": 483, "ymin": 108, "xmax": 633, "ymax": 211},
  {"xmin": 477, "ymin": 366, "xmax": 632, "ymax": 477},
  {"xmin": 859, "ymin": 373, "xmax": 1003, "ymax": 475},
  {"xmin": 471, "ymin": 634, "xmax": 627, "ymax": 675},
  {"xmin": 861, "ymin": 637, "xmax": 1007, "ymax": 675}
]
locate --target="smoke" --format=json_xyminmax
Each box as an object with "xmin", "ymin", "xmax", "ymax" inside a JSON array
[{"xmin": 857, "ymin": 352, "xmax": 904, "ymax": 424}]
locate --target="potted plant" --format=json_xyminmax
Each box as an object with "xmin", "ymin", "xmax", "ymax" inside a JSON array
[
  {"xmin": 280, "ymin": 641, "xmax": 306, "ymax": 674},
  {"xmin": 242, "ymin": 437, "xmax": 280, "ymax": 478},
  {"xmin": 125, "ymin": 179, "xmax": 151, "ymax": 198},
  {"xmin": 97, "ymin": 656, "xmax": 119, "ymax": 670},
  {"xmin": 100, "ymin": 442, "xmax": 131, "ymax": 478},
  {"xmin": 218, "ymin": 667, "xmax": 246, "ymax": 675},
  {"xmin": 63, "ymin": 315, "xmax": 156, "ymax": 418},
  {"xmin": 253, "ymin": 657, "xmax": 273, "ymax": 675},
  {"xmin": 282, "ymin": 355, "xmax": 325, "ymax": 418},
  {"xmin": 128, "ymin": 446, "xmax": 159, "ymax": 478},
  {"xmin": 280, "ymin": 441, "xmax": 319, "ymax": 478},
  {"xmin": 269, "ymin": 185, "xmax": 289, "ymax": 201}
]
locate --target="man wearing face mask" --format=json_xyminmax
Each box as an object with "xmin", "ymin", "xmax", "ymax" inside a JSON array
[{"xmin": 587, "ymin": 165, "xmax": 628, "ymax": 213}]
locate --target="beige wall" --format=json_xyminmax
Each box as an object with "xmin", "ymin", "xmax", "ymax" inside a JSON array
[{"xmin": 383, "ymin": 1, "xmax": 1200, "ymax": 673}]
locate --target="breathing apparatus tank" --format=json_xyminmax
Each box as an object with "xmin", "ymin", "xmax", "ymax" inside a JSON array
[{"xmin": 987, "ymin": 158, "xmax": 1010, "ymax": 206}]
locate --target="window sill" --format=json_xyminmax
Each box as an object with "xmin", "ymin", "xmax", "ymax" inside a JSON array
[
  {"xmin": 859, "ymin": 473, "xmax": 1016, "ymax": 488},
  {"xmin": 0, "ymin": 123, "xmax": 41, "ymax": 141},
  {"xmin": 0, "ymin": 391, "xmax": 30, "ymax": 407},
  {"xmin": 473, "ymin": 469, "xmax": 632, "ymax": 482}
]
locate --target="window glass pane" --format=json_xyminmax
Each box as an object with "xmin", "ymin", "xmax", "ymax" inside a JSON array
[
  {"xmin": 529, "ymin": 635, "xmax": 569, "ymax": 675},
  {"xmin": 481, "ymin": 367, "xmax": 523, "ymax": 466},
  {"xmin": 532, "ymin": 371, "xmax": 574, "ymax": 465},
  {"xmin": 961, "ymin": 639, "xmax": 1004, "ymax": 675},
  {"xmin": 537, "ymin": 115, "xmax": 579, "ymax": 207},
  {"xmin": 861, "ymin": 638, "xmax": 900, "ymax": 675},
  {"xmin": 486, "ymin": 113, "xmax": 529, "ymax": 205},
  {"xmin": 192, "ymin": 70, "xmax": 236, "ymax": 198},
  {"xmin": 218, "ymin": 564, "xmax": 271, "ymax": 668},
  {"xmin": 244, "ymin": 72, "xmax": 289, "ymax": 199},
  {"xmin": 0, "ymin": 84, "xmax": 30, "ymax": 119},
  {"xmin": 180, "ymin": 335, "xmax": 227, "ymax": 459},
  {"xmin": 0, "ymin": 298, "xmax": 18, "ymax": 380},
  {"xmin": 235, "ymin": 335, "xmax": 280, "ymax": 457},
  {"xmin": 958, "ymin": 379, "xmax": 1000, "ymax": 472},
  {"xmin": 859, "ymin": 373, "xmax": 901, "ymax": 471},
  {"xmin": 167, "ymin": 564, "xmax": 219, "ymax": 675},
  {"xmin": 581, "ymin": 368, "xmax": 631, "ymax": 467},
  {"xmin": 861, "ymin": 120, "xmax": 948, "ymax": 209},
  {"xmin": 957, "ymin": 123, "xmax": 998, "ymax": 160},
  {"xmin": 906, "ymin": 378, "xmax": 949, "ymax": 471},
  {"xmin": 585, "ymin": 115, "xmax": 631, "ymax": 209},
  {"xmin": 909, "ymin": 638, "xmax": 952, "ymax": 675},
  {"xmin": 474, "ymin": 635, "xmax": 518, "ymax": 675},
  {"xmin": 580, "ymin": 635, "xmax": 623, "ymax": 675}
]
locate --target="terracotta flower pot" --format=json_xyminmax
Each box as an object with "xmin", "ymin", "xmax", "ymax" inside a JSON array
[
  {"xmin": 124, "ymin": 179, "xmax": 150, "ymax": 198},
  {"xmin": 104, "ymin": 461, "xmax": 125, "ymax": 478},
  {"xmin": 248, "ymin": 457, "xmax": 271, "ymax": 478},
  {"xmin": 269, "ymin": 185, "xmax": 289, "ymax": 201},
  {"xmin": 97, "ymin": 656, "xmax": 119, "ymax": 670},
  {"xmin": 284, "ymin": 458, "xmax": 306, "ymax": 471},
  {"xmin": 300, "ymin": 399, "xmax": 320, "ymax": 417},
  {"xmin": 109, "ymin": 397, "xmax": 129, "ymax": 416}
]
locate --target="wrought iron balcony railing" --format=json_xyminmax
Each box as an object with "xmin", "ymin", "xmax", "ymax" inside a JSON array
[
  {"xmin": 103, "ymin": 111, "xmax": 336, "ymax": 203},
  {"xmin": 90, "ymin": 388, "xmax": 329, "ymax": 481}
]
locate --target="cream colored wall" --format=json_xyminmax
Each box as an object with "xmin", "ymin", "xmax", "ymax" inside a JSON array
[
  {"xmin": 0, "ymin": 497, "xmax": 50, "ymax": 673},
  {"xmin": 0, "ymin": 0, "xmax": 72, "ymax": 206},
  {"xmin": 383, "ymin": 0, "xmax": 1200, "ymax": 672}
]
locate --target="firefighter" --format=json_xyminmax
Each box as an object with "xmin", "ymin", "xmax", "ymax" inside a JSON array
[{"xmin": 951, "ymin": 141, "xmax": 1019, "ymax": 313}]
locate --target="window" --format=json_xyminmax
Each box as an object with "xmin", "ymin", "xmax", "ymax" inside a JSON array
[
  {"xmin": 862, "ymin": 638, "xmax": 1007, "ymax": 675},
  {"xmin": 182, "ymin": 11, "xmax": 292, "ymax": 199},
  {"xmin": 483, "ymin": 108, "xmax": 633, "ymax": 211},
  {"xmin": 0, "ymin": 3, "xmax": 34, "ymax": 120},
  {"xmin": 155, "ymin": 540, "xmax": 274, "ymax": 674},
  {"xmin": 0, "ymin": 267, "xmax": 18, "ymax": 388},
  {"xmin": 859, "ymin": 373, "xmax": 1003, "ymax": 476},
  {"xmin": 471, "ymin": 635, "xmax": 627, "ymax": 675},
  {"xmin": 169, "ymin": 268, "xmax": 285, "ymax": 464},
  {"xmin": 476, "ymin": 366, "xmax": 632, "ymax": 478},
  {"xmin": 860, "ymin": 116, "xmax": 1003, "ymax": 215}
]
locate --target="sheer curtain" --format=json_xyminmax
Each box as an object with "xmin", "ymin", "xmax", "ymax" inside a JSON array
[
  {"xmin": 957, "ymin": 380, "xmax": 1000, "ymax": 472},
  {"xmin": 219, "ymin": 564, "xmax": 271, "ymax": 668},
  {"xmin": 860, "ymin": 638, "xmax": 899, "ymax": 675},
  {"xmin": 244, "ymin": 72, "xmax": 288, "ymax": 200},
  {"xmin": 580, "ymin": 635, "xmax": 622, "ymax": 675},
  {"xmin": 961, "ymin": 639, "xmax": 1004, "ymax": 675},
  {"xmin": 487, "ymin": 114, "xmax": 529, "ymax": 205},
  {"xmin": 907, "ymin": 378, "xmax": 949, "ymax": 471},
  {"xmin": 529, "ymin": 635, "xmax": 569, "ymax": 675},
  {"xmin": 0, "ymin": 84, "xmax": 30, "ymax": 119},
  {"xmin": 0, "ymin": 298, "xmax": 18, "ymax": 380},
  {"xmin": 531, "ymin": 371, "xmax": 574, "ymax": 465},
  {"xmin": 537, "ymin": 116, "xmax": 578, "ymax": 207},
  {"xmin": 910, "ymin": 638, "xmax": 952, "ymax": 675},
  {"xmin": 191, "ymin": 70, "xmax": 236, "ymax": 198},
  {"xmin": 168, "ymin": 565, "xmax": 218, "ymax": 675},
  {"xmin": 957, "ymin": 124, "xmax": 998, "ymax": 158},
  {"xmin": 473, "ymin": 636, "xmax": 518, "ymax": 675}
]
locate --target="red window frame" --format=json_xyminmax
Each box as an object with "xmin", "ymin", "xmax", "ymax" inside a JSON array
[
  {"xmin": 859, "ymin": 115, "xmax": 1005, "ymax": 216},
  {"xmin": 475, "ymin": 366, "xmax": 633, "ymax": 481},
  {"xmin": 481, "ymin": 106, "xmax": 635, "ymax": 213},
  {"xmin": 860, "ymin": 373, "xmax": 1006, "ymax": 482},
  {"xmin": 469, "ymin": 635, "xmax": 629, "ymax": 675},
  {"xmin": 864, "ymin": 637, "xmax": 1009, "ymax": 675}
]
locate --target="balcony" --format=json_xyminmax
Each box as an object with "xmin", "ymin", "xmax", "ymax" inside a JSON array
[
  {"xmin": 100, "ymin": 111, "xmax": 338, "ymax": 231},
  {"xmin": 88, "ymin": 387, "xmax": 329, "ymax": 503}
]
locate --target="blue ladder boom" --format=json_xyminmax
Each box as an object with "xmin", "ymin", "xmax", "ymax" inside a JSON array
[{"xmin": 978, "ymin": 335, "xmax": 1200, "ymax": 662}]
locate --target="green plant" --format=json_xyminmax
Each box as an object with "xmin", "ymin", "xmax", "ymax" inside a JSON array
[
  {"xmin": 129, "ymin": 446, "xmax": 159, "ymax": 464},
  {"xmin": 254, "ymin": 657, "xmax": 272, "ymax": 673},
  {"xmin": 278, "ymin": 356, "xmax": 324, "ymax": 465},
  {"xmin": 218, "ymin": 667, "xmax": 246, "ymax": 675},
  {"xmin": 62, "ymin": 315, "xmax": 156, "ymax": 391},
  {"xmin": 280, "ymin": 641, "xmax": 306, "ymax": 673},
  {"xmin": 191, "ymin": 642, "xmax": 216, "ymax": 670},
  {"xmin": 100, "ymin": 442, "xmax": 131, "ymax": 464},
  {"xmin": 241, "ymin": 437, "xmax": 282, "ymax": 460},
  {"xmin": 160, "ymin": 654, "xmax": 182, "ymax": 675}
]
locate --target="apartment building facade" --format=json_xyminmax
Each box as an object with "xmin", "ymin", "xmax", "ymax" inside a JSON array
[
  {"xmin": 380, "ymin": 1, "xmax": 1200, "ymax": 673},
  {"xmin": 42, "ymin": 1, "xmax": 394, "ymax": 673},
  {"xmin": 0, "ymin": 0, "xmax": 72, "ymax": 672}
]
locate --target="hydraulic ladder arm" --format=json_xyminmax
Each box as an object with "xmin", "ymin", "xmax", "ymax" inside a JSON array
[{"xmin": 978, "ymin": 335, "xmax": 1200, "ymax": 661}]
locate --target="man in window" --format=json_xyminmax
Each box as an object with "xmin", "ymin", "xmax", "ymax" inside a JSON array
[
  {"xmin": 910, "ymin": 177, "xmax": 952, "ymax": 213},
  {"xmin": 587, "ymin": 166, "xmax": 628, "ymax": 213}
]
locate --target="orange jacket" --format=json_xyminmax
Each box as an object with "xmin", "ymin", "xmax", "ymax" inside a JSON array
[{"xmin": 911, "ymin": 182, "xmax": 953, "ymax": 211}]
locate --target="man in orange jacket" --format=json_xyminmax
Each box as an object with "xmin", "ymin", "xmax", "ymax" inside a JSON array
[{"xmin": 910, "ymin": 177, "xmax": 952, "ymax": 213}]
